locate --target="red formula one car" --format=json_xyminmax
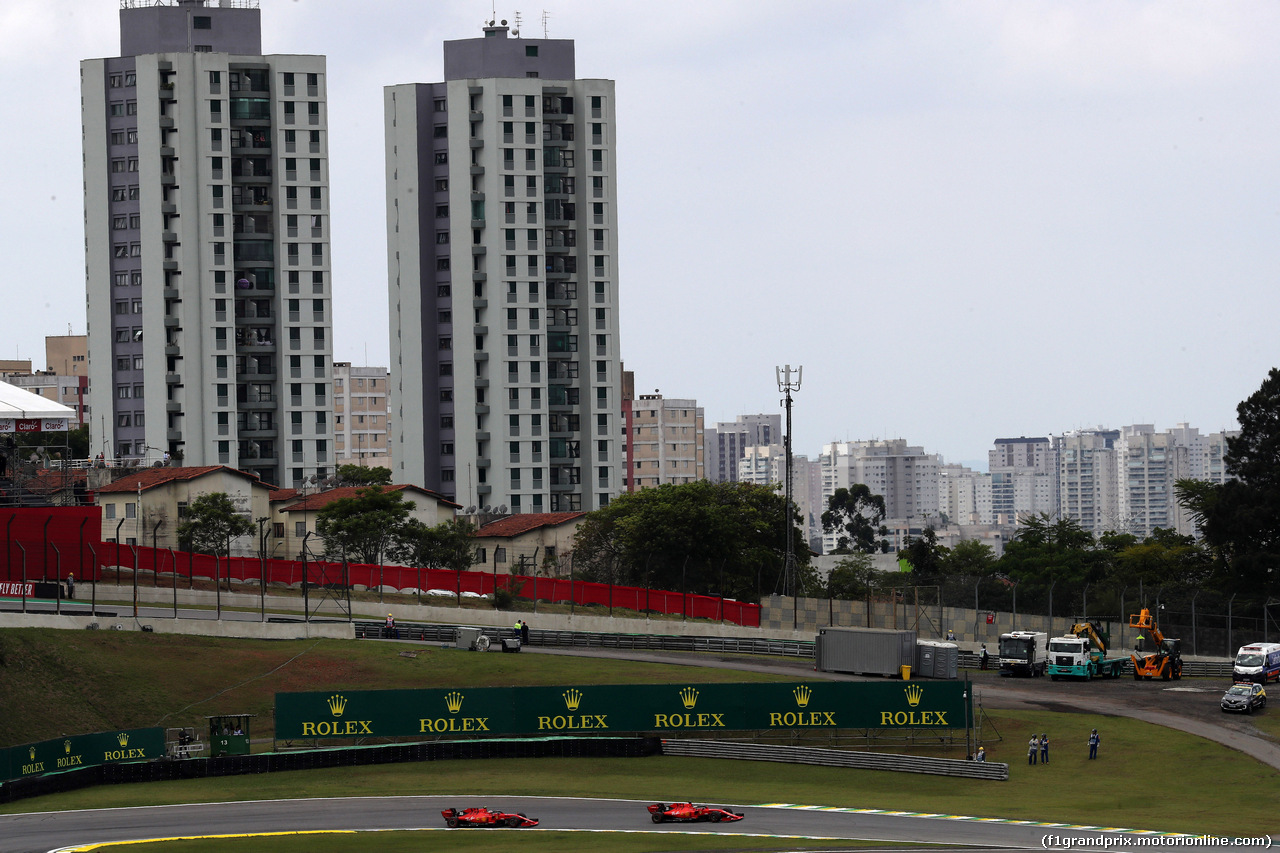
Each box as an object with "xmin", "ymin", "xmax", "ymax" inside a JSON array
[
  {"xmin": 648, "ymin": 802, "xmax": 745, "ymax": 823},
  {"xmin": 441, "ymin": 807, "xmax": 539, "ymax": 828}
]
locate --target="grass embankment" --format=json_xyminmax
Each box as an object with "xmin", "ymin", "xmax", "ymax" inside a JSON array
[
  {"xmin": 3, "ymin": 630, "xmax": 1279, "ymax": 837},
  {"xmin": 0, "ymin": 628, "xmax": 789, "ymax": 745}
]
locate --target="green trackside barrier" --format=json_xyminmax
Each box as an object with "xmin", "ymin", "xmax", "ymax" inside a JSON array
[
  {"xmin": 0, "ymin": 727, "xmax": 165, "ymax": 782},
  {"xmin": 276, "ymin": 681, "xmax": 970, "ymax": 739}
]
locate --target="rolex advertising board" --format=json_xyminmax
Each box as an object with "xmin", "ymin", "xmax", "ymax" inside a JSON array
[
  {"xmin": 0, "ymin": 727, "xmax": 164, "ymax": 782},
  {"xmin": 275, "ymin": 681, "xmax": 969, "ymax": 740}
]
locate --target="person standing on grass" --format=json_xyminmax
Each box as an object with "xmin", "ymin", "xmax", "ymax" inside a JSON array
[
  {"xmin": 1028, "ymin": 734, "xmax": 1039, "ymax": 765},
  {"xmin": 1040, "ymin": 733, "xmax": 1049, "ymax": 764},
  {"xmin": 1088, "ymin": 728, "xmax": 1100, "ymax": 760}
]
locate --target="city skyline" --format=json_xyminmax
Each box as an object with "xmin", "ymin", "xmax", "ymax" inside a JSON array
[{"xmin": 5, "ymin": 0, "xmax": 1275, "ymax": 467}]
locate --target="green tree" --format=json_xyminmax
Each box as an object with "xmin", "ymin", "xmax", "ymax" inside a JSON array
[
  {"xmin": 821, "ymin": 485, "xmax": 888, "ymax": 553},
  {"xmin": 1110, "ymin": 527, "xmax": 1212, "ymax": 595},
  {"xmin": 176, "ymin": 492, "xmax": 254, "ymax": 556},
  {"xmin": 390, "ymin": 518, "xmax": 477, "ymax": 572},
  {"xmin": 825, "ymin": 553, "xmax": 879, "ymax": 599},
  {"xmin": 337, "ymin": 464, "xmax": 392, "ymax": 486},
  {"xmin": 997, "ymin": 514, "xmax": 1108, "ymax": 615},
  {"xmin": 1176, "ymin": 368, "xmax": 1280, "ymax": 593},
  {"xmin": 315, "ymin": 487, "xmax": 413, "ymax": 564},
  {"xmin": 572, "ymin": 480, "xmax": 810, "ymax": 602},
  {"xmin": 939, "ymin": 538, "xmax": 997, "ymax": 577},
  {"xmin": 899, "ymin": 527, "xmax": 947, "ymax": 575}
]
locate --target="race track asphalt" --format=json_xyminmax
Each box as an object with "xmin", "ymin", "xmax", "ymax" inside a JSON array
[{"xmin": 0, "ymin": 794, "xmax": 1217, "ymax": 853}]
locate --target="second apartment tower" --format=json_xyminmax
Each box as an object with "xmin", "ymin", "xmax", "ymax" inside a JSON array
[{"xmin": 386, "ymin": 24, "xmax": 622, "ymax": 512}]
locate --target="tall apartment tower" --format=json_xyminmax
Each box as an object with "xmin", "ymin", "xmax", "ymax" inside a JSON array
[
  {"xmin": 1055, "ymin": 429, "xmax": 1120, "ymax": 537},
  {"xmin": 989, "ymin": 436, "xmax": 1059, "ymax": 524},
  {"xmin": 819, "ymin": 439, "xmax": 941, "ymax": 553},
  {"xmin": 386, "ymin": 24, "xmax": 622, "ymax": 513},
  {"xmin": 1115, "ymin": 425, "xmax": 1191, "ymax": 537},
  {"xmin": 704, "ymin": 414, "xmax": 781, "ymax": 483},
  {"xmin": 82, "ymin": 0, "xmax": 333, "ymax": 486}
]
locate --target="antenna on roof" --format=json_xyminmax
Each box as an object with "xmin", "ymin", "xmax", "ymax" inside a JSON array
[
  {"xmin": 512, "ymin": 11, "xmax": 521, "ymax": 37},
  {"xmin": 541, "ymin": 9, "xmax": 550, "ymax": 38}
]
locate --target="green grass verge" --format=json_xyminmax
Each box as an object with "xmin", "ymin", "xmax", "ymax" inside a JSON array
[
  {"xmin": 0, "ymin": 629, "xmax": 791, "ymax": 745},
  {"xmin": 7, "ymin": 706, "xmax": 1280, "ymax": 836},
  {"xmin": 81, "ymin": 831, "xmax": 892, "ymax": 853},
  {"xmin": 5, "ymin": 630, "xmax": 1279, "ymax": 838}
]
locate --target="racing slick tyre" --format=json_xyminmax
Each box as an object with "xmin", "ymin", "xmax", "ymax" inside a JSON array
[
  {"xmin": 709, "ymin": 813, "xmax": 722, "ymax": 822},
  {"xmin": 507, "ymin": 817, "xmax": 521, "ymax": 827},
  {"xmin": 446, "ymin": 818, "xmax": 459, "ymax": 828},
  {"xmin": 651, "ymin": 813, "xmax": 664, "ymax": 824}
]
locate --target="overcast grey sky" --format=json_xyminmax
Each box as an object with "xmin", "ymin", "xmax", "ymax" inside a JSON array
[{"xmin": 3, "ymin": 1, "xmax": 1276, "ymax": 468}]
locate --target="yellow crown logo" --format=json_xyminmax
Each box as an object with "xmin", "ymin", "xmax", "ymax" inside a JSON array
[
  {"xmin": 679, "ymin": 687, "xmax": 699, "ymax": 709},
  {"xmin": 327, "ymin": 694, "xmax": 347, "ymax": 717},
  {"xmin": 29, "ymin": 747, "xmax": 35, "ymax": 761},
  {"xmin": 117, "ymin": 732, "xmax": 129, "ymax": 747},
  {"xmin": 64, "ymin": 740, "xmax": 72, "ymax": 754},
  {"xmin": 445, "ymin": 691, "xmax": 465, "ymax": 714},
  {"xmin": 562, "ymin": 688, "xmax": 583, "ymax": 711},
  {"xmin": 904, "ymin": 684, "xmax": 924, "ymax": 707},
  {"xmin": 793, "ymin": 685, "xmax": 812, "ymax": 708}
]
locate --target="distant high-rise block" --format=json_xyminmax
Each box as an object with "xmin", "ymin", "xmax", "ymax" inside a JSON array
[
  {"xmin": 385, "ymin": 24, "xmax": 622, "ymax": 512},
  {"xmin": 82, "ymin": 0, "xmax": 333, "ymax": 485}
]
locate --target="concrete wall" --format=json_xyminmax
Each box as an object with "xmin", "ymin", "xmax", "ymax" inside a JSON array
[{"xmin": 761, "ymin": 594, "xmax": 1137, "ymax": 651}]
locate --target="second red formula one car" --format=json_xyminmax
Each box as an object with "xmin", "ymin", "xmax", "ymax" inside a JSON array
[
  {"xmin": 648, "ymin": 802, "xmax": 745, "ymax": 823},
  {"xmin": 441, "ymin": 807, "xmax": 539, "ymax": 828}
]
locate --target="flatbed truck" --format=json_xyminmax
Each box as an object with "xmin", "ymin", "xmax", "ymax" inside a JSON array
[{"xmin": 1047, "ymin": 620, "xmax": 1127, "ymax": 680}]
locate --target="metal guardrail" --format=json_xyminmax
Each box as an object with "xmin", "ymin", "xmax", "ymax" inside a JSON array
[
  {"xmin": 360, "ymin": 621, "xmax": 1235, "ymax": 678},
  {"xmin": 661, "ymin": 738, "xmax": 1008, "ymax": 781},
  {"xmin": 355, "ymin": 621, "xmax": 818, "ymax": 658}
]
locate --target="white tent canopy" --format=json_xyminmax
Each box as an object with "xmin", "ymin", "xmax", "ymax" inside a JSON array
[{"xmin": 0, "ymin": 380, "xmax": 76, "ymax": 422}]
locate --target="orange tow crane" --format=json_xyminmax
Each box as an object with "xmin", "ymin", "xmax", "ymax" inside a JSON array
[{"xmin": 1127, "ymin": 608, "xmax": 1183, "ymax": 680}]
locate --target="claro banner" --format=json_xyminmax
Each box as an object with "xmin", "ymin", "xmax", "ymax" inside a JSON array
[
  {"xmin": 0, "ymin": 727, "xmax": 165, "ymax": 782},
  {"xmin": 275, "ymin": 681, "xmax": 970, "ymax": 739}
]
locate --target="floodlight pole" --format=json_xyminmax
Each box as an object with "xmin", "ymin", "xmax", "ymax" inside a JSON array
[{"xmin": 776, "ymin": 364, "xmax": 802, "ymax": 630}]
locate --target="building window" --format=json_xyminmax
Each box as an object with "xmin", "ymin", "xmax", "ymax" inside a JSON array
[
  {"xmin": 434, "ymin": 98, "xmax": 447, "ymax": 112},
  {"xmin": 193, "ymin": 15, "xmax": 212, "ymax": 29},
  {"xmin": 433, "ymin": 125, "xmax": 448, "ymax": 138}
]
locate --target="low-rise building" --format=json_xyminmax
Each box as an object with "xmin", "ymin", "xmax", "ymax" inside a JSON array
[
  {"xmin": 471, "ymin": 511, "xmax": 586, "ymax": 575},
  {"xmin": 95, "ymin": 465, "xmax": 270, "ymax": 555},
  {"xmin": 271, "ymin": 484, "xmax": 459, "ymax": 562}
]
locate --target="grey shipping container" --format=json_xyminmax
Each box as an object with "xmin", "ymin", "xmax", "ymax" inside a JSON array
[
  {"xmin": 816, "ymin": 627, "xmax": 916, "ymax": 676},
  {"xmin": 915, "ymin": 640, "xmax": 959, "ymax": 679}
]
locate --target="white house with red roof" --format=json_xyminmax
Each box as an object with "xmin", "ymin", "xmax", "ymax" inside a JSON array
[
  {"xmin": 95, "ymin": 465, "xmax": 269, "ymax": 554},
  {"xmin": 471, "ymin": 512, "xmax": 587, "ymax": 574},
  {"xmin": 271, "ymin": 484, "xmax": 460, "ymax": 562}
]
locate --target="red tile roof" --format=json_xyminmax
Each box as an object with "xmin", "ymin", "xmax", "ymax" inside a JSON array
[
  {"xmin": 94, "ymin": 465, "xmax": 257, "ymax": 494},
  {"xmin": 269, "ymin": 487, "xmax": 299, "ymax": 503},
  {"xmin": 280, "ymin": 484, "xmax": 460, "ymax": 512},
  {"xmin": 474, "ymin": 512, "xmax": 586, "ymax": 539}
]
